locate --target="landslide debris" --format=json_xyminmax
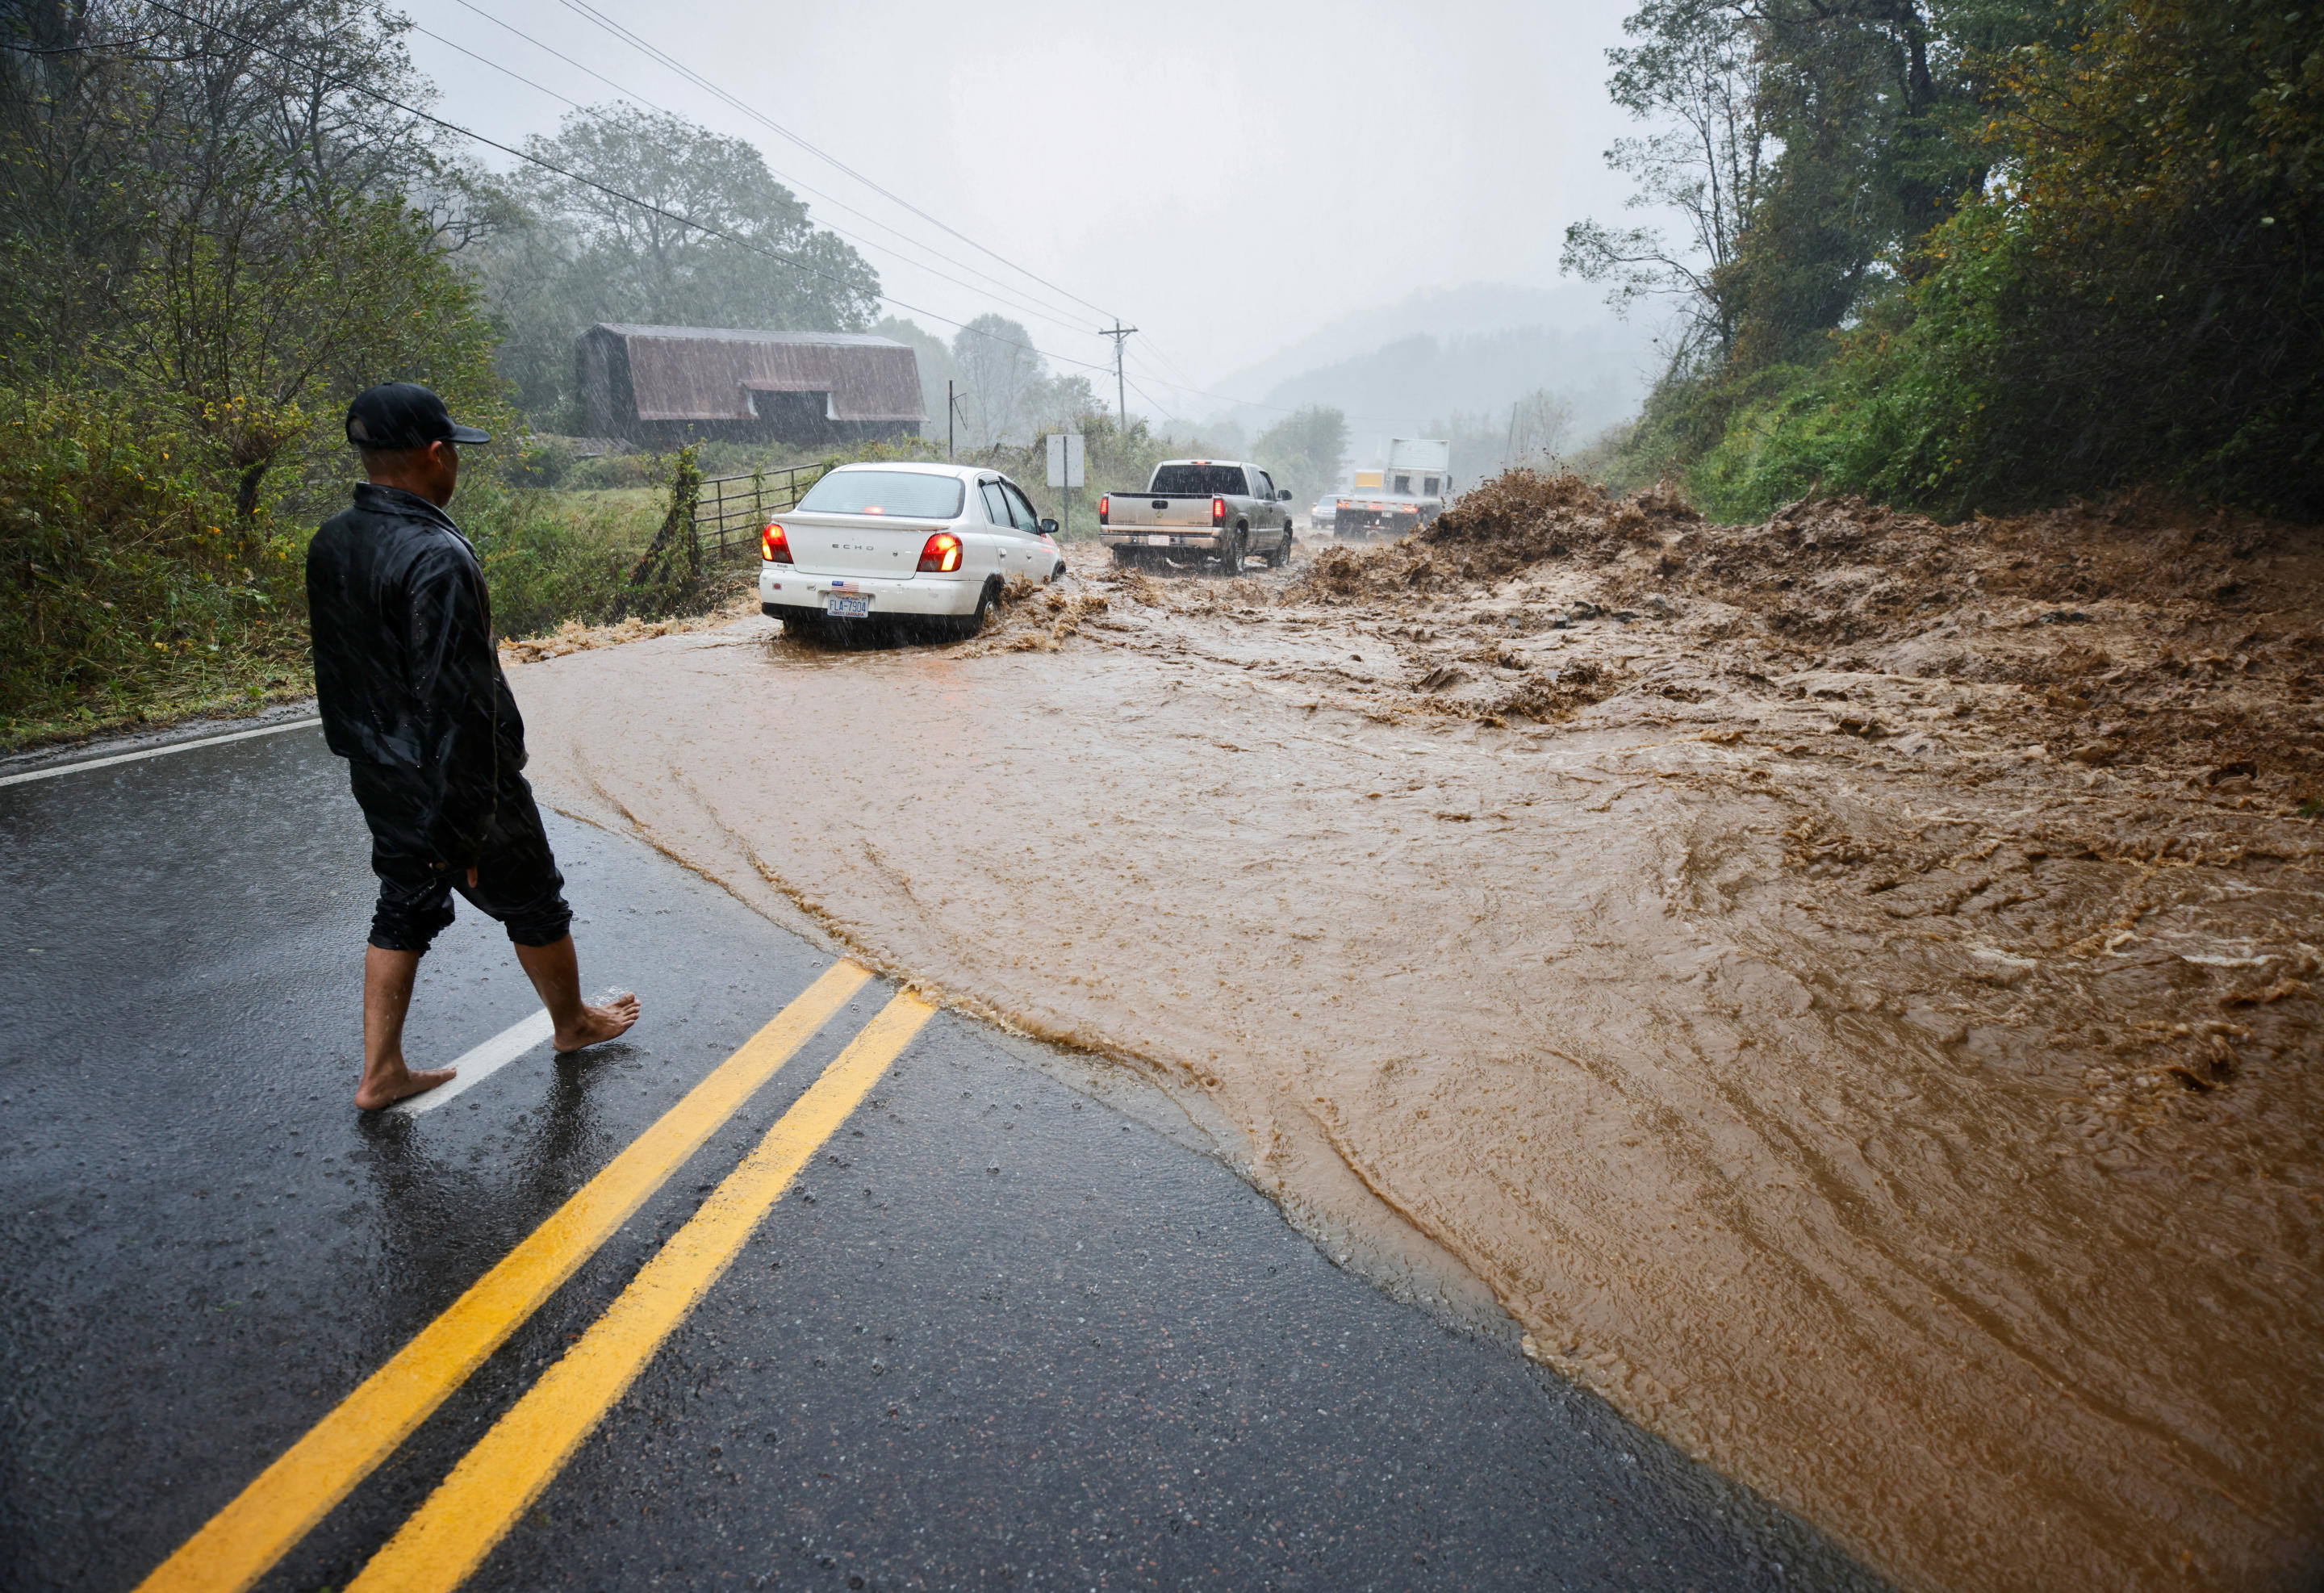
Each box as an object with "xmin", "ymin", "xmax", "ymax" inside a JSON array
[
  {"xmin": 499, "ymin": 590, "xmax": 759, "ymax": 663},
  {"xmin": 968, "ymin": 575, "xmax": 1112, "ymax": 654},
  {"xmin": 1275, "ymin": 470, "xmax": 2324, "ymax": 796},
  {"xmin": 1072, "ymin": 472, "xmax": 2322, "ymax": 1124},
  {"xmin": 517, "ymin": 478, "xmax": 2324, "ymax": 1593}
]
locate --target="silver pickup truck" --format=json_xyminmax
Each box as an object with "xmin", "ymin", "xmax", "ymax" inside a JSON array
[{"xmin": 1098, "ymin": 459, "xmax": 1295, "ymax": 573}]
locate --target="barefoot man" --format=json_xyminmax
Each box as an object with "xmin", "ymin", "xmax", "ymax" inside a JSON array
[{"xmin": 308, "ymin": 383, "xmax": 640, "ymax": 1110}]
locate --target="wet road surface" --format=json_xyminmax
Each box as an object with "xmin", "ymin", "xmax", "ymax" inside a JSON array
[
  {"xmin": 489, "ymin": 536, "xmax": 2324, "ymax": 1593},
  {"xmin": 0, "ymin": 722, "xmax": 1877, "ymax": 1592}
]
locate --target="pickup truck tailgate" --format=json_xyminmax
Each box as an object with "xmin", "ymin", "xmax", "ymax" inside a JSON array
[
  {"xmin": 777, "ymin": 512, "xmax": 945, "ymax": 579},
  {"xmin": 1108, "ymin": 495, "xmax": 1214, "ymax": 529}
]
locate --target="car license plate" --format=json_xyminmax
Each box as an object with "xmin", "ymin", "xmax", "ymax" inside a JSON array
[
  {"xmin": 825, "ymin": 593, "xmax": 869, "ymax": 617},
  {"xmin": 1142, "ymin": 534, "xmax": 1172, "ymax": 546}
]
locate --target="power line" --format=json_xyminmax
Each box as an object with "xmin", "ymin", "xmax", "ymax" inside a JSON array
[
  {"xmin": 328, "ymin": 4, "xmax": 1356, "ymax": 424},
  {"xmin": 431, "ymin": 0, "xmax": 1111, "ymax": 344},
  {"xmin": 137, "ymin": 0, "xmax": 1122, "ymax": 380},
  {"xmin": 1097, "ymin": 321, "xmax": 1137, "ymax": 431},
  {"xmin": 550, "ymin": 0, "xmax": 1121, "ymax": 327},
  {"xmin": 405, "ymin": 19, "xmax": 1108, "ymax": 344},
  {"xmin": 1121, "ymin": 371, "xmax": 1180, "ymax": 426},
  {"xmin": 143, "ymin": 0, "xmax": 1390, "ymax": 429}
]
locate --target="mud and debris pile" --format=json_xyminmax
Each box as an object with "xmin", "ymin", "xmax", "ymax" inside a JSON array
[
  {"xmin": 499, "ymin": 588, "xmax": 759, "ymax": 664},
  {"xmin": 1271, "ymin": 469, "xmax": 2324, "ymax": 798},
  {"xmin": 1299, "ymin": 469, "xmax": 1693, "ymax": 596},
  {"xmin": 972, "ymin": 575, "xmax": 1112, "ymax": 654},
  {"xmin": 1074, "ymin": 475, "xmax": 2322, "ymax": 1190},
  {"xmin": 513, "ymin": 479, "xmax": 2324, "ymax": 1593}
]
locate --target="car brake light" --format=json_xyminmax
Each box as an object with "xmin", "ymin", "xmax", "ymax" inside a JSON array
[
  {"xmin": 1211, "ymin": 496, "xmax": 1226, "ymax": 527},
  {"xmin": 761, "ymin": 522, "xmax": 792, "ymax": 563},
  {"xmin": 1099, "ymin": 494, "xmax": 1110, "ymax": 525},
  {"xmin": 917, "ymin": 530, "xmax": 963, "ymax": 573}
]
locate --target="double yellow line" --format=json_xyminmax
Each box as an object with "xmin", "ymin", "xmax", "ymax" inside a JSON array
[{"xmin": 137, "ymin": 962, "xmax": 934, "ymax": 1593}]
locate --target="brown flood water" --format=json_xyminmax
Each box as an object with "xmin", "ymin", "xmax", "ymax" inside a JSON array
[{"xmin": 510, "ymin": 519, "xmax": 2322, "ymax": 1593}]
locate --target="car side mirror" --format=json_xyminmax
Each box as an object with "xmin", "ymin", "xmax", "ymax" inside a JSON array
[
  {"xmin": 1039, "ymin": 518, "xmax": 1059, "ymax": 534},
  {"xmin": 1277, "ymin": 489, "xmax": 1293, "ymax": 501}
]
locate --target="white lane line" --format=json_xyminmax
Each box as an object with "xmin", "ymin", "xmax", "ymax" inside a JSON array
[
  {"xmin": 0, "ymin": 717, "xmax": 323, "ymax": 788},
  {"xmin": 395, "ymin": 1011, "xmax": 556, "ymax": 1116},
  {"xmin": 395, "ymin": 990, "xmax": 627, "ymax": 1116}
]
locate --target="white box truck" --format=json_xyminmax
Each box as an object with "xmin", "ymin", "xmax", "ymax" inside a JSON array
[{"xmin": 1332, "ymin": 437, "xmax": 1452, "ymax": 539}]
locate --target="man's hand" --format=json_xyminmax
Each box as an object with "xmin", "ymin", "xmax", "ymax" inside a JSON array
[{"xmin": 466, "ymin": 865, "xmax": 479, "ymax": 888}]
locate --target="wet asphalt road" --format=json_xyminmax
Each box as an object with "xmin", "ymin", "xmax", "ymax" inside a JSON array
[{"xmin": 0, "ymin": 722, "xmax": 1881, "ymax": 1592}]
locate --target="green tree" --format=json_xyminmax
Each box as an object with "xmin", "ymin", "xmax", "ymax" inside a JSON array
[
  {"xmin": 484, "ymin": 104, "xmax": 881, "ymax": 424},
  {"xmin": 1566, "ymin": 0, "xmax": 2079, "ymax": 370},
  {"xmin": 1252, "ymin": 405, "xmax": 1350, "ymax": 504},
  {"xmin": 0, "ymin": 0, "xmax": 475, "ymax": 380},
  {"xmin": 0, "ymin": 0, "xmax": 516, "ymax": 734},
  {"xmin": 874, "ymin": 316, "xmax": 959, "ymax": 444},
  {"xmin": 1561, "ymin": 0, "xmax": 1770, "ymax": 358},
  {"xmin": 121, "ymin": 176, "xmax": 504, "ymax": 521},
  {"xmin": 1695, "ymin": 0, "xmax": 2322, "ymax": 516},
  {"xmin": 951, "ymin": 312, "xmax": 1043, "ymax": 447}
]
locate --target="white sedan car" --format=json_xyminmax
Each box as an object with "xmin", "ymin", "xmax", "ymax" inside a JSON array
[{"xmin": 759, "ymin": 462, "xmax": 1065, "ymax": 640}]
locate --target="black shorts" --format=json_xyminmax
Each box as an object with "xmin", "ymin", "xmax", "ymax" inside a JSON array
[{"xmin": 348, "ymin": 763, "xmax": 574, "ymax": 953}]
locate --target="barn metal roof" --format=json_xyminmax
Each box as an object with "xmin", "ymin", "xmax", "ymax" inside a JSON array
[{"xmin": 586, "ymin": 324, "xmax": 926, "ymax": 424}]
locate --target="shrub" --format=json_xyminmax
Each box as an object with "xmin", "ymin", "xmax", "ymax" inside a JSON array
[
  {"xmin": 0, "ymin": 385, "xmax": 308, "ymax": 740},
  {"xmin": 458, "ymin": 477, "xmax": 662, "ymax": 640}
]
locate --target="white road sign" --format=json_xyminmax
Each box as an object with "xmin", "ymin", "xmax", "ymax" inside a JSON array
[{"xmin": 1046, "ymin": 432, "xmax": 1085, "ymax": 488}]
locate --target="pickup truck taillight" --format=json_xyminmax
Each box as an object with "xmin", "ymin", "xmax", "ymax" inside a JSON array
[
  {"xmin": 917, "ymin": 530, "xmax": 963, "ymax": 572},
  {"xmin": 1098, "ymin": 494, "xmax": 1109, "ymax": 525},
  {"xmin": 1210, "ymin": 496, "xmax": 1226, "ymax": 527},
  {"xmin": 761, "ymin": 522, "xmax": 792, "ymax": 563}
]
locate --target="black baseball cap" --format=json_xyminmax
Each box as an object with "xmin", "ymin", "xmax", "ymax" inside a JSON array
[{"xmin": 345, "ymin": 383, "xmax": 491, "ymax": 449}]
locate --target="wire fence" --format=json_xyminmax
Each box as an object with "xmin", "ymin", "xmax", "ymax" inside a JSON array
[{"xmin": 692, "ymin": 464, "xmax": 830, "ymax": 558}]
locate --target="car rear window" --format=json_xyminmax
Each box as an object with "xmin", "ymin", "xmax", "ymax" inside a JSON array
[
  {"xmin": 797, "ymin": 470, "xmax": 964, "ymax": 517},
  {"xmin": 1149, "ymin": 464, "xmax": 1249, "ymax": 496}
]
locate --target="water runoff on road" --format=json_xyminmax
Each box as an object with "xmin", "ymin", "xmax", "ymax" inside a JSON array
[{"xmin": 507, "ymin": 504, "xmax": 2324, "ymax": 1593}]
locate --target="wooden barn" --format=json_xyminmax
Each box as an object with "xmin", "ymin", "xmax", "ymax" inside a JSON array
[{"xmin": 575, "ymin": 324, "xmax": 925, "ymax": 447}]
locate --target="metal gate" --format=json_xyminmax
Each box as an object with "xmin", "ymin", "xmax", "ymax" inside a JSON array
[{"xmin": 691, "ymin": 463, "xmax": 830, "ymax": 558}]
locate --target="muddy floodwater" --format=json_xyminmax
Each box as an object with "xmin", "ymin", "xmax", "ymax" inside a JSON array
[{"xmin": 509, "ymin": 486, "xmax": 2322, "ymax": 1593}]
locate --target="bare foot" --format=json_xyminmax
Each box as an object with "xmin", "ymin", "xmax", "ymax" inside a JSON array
[
  {"xmin": 555, "ymin": 992, "xmax": 642, "ymax": 1055},
  {"xmin": 355, "ymin": 1062, "xmax": 456, "ymax": 1111}
]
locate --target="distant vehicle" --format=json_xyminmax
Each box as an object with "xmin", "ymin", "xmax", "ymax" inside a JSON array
[
  {"xmin": 1386, "ymin": 436, "xmax": 1452, "ymax": 491},
  {"xmin": 759, "ymin": 462, "xmax": 1063, "ymax": 642},
  {"xmin": 1334, "ymin": 437, "xmax": 1452, "ymax": 540},
  {"xmin": 1309, "ymin": 499, "xmax": 1336, "ymax": 536},
  {"xmin": 1098, "ymin": 459, "xmax": 1296, "ymax": 574}
]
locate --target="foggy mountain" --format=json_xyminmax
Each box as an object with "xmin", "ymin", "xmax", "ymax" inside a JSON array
[{"xmin": 1164, "ymin": 282, "xmax": 1668, "ymax": 481}]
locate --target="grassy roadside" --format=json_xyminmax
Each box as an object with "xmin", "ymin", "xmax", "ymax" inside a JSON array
[
  {"xmin": 0, "ymin": 664, "xmax": 323, "ymax": 755},
  {"xmin": 1, "ymin": 476, "xmax": 675, "ymax": 755},
  {"xmin": 2, "ymin": 427, "xmax": 1129, "ymax": 753}
]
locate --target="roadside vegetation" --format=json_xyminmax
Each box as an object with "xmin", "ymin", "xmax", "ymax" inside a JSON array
[
  {"xmin": 14, "ymin": 0, "xmax": 2304, "ymax": 750},
  {"xmin": 0, "ymin": 0, "xmax": 884, "ymax": 750},
  {"xmin": 0, "ymin": 0, "xmax": 1315, "ymax": 751},
  {"xmin": 1565, "ymin": 0, "xmax": 2320, "ymax": 521},
  {"xmin": 0, "ymin": 0, "xmax": 515, "ymax": 746}
]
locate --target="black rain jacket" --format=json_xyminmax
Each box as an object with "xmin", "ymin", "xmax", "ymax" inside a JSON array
[{"xmin": 307, "ymin": 483, "xmax": 525, "ymax": 869}]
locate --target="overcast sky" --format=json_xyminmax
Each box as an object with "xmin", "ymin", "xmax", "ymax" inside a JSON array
[{"xmin": 402, "ymin": 0, "xmax": 1648, "ymax": 412}]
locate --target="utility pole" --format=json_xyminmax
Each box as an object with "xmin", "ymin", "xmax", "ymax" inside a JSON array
[
  {"xmin": 1099, "ymin": 322, "xmax": 1138, "ymax": 433},
  {"xmin": 947, "ymin": 379, "xmax": 955, "ymax": 459}
]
